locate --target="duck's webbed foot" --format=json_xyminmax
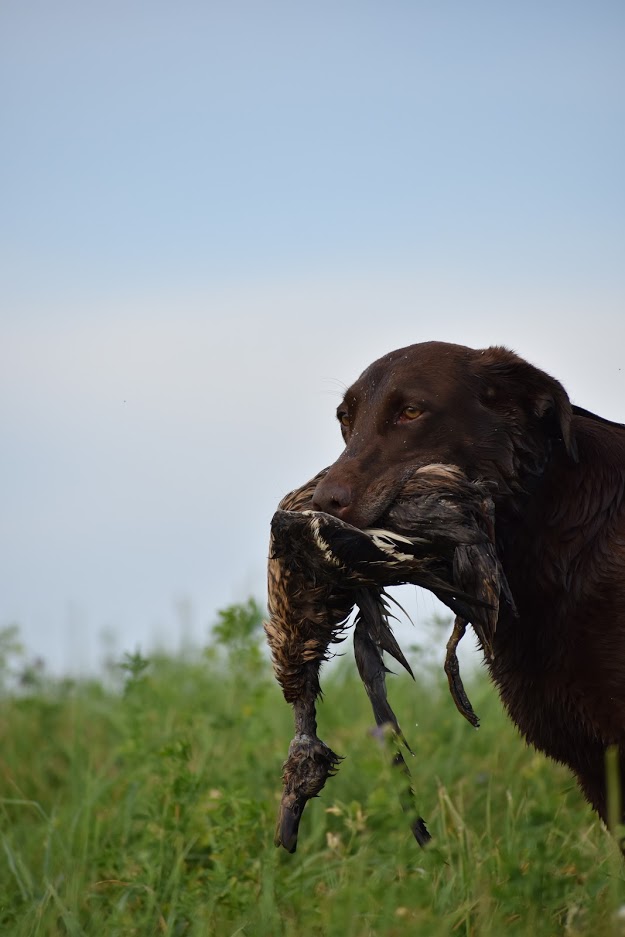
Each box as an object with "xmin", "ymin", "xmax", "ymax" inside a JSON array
[{"xmin": 275, "ymin": 734, "xmax": 341, "ymax": 853}]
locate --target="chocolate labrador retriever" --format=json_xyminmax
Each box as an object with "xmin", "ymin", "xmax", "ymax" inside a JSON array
[{"xmin": 312, "ymin": 340, "xmax": 625, "ymax": 828}]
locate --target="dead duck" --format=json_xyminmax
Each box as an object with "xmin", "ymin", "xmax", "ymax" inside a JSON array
[{"xmin": 266, "ymin": 464, "xmax": 513, "ymax": 851}]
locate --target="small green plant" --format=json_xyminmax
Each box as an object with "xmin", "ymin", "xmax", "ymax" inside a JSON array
[
  {"xmin": 211, "ymin": 597, "xmax": 266, "ymax": 676},
  {"xmin": 0, "ymin": 624, "xmax": 24, "ymax": 693},
  {"xmin": 212, "ymin": 597, "xmax": 264, "ymax": 651},
  {"xmin": 119, "ymin": 648, "xmax": 151, "ymax": 687}
]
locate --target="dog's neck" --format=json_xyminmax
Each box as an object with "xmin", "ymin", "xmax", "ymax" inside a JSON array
[{"xmin": 494, "ymin": 426, "xmax": 625, "ymax": 614}]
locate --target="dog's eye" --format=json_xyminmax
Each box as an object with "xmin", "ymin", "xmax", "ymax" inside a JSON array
[
  {"xmin": 338, "ymin": 412, "xmax": 350, "ymax": 428},
  {"xmin": 399, "ymin": 406, "xmax": 423, "ymax": 421}
]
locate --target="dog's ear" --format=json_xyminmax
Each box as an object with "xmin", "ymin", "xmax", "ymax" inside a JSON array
[{"xmin": 475, "ymin": 346, "xmax": 578, "ymax": 462}]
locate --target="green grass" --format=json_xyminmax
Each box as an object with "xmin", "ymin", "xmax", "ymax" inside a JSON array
[{"xmin": 0, "ymin": 605, "xmax": 624, "ymax": 937}]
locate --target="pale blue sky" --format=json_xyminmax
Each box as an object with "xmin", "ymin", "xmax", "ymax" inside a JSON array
[{"xmin": 2, "ymin": 1, "xmax": 624, "ymax": 672}]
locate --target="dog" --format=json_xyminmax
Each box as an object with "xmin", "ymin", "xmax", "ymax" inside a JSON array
[{"xmin": 311, "ymin": 340, "xmax": 625, "ymax": 828}]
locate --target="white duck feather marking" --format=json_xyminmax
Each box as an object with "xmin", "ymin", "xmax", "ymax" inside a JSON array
[
  {"xmin": 301, "ymin": 511, "xmax": 430, "ymax": 565},
  {"xmin": 366, "ymin": 532, "xmax": 420, "ymax": 564},
  {"xmin": 310, "ymin": 518, "xmax": 342, "ymax": 567}
]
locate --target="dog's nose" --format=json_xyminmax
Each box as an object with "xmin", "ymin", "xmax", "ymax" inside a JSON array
[{"xmin": 312, "ymin": 479, "xmax": 353, "ymax": 519}]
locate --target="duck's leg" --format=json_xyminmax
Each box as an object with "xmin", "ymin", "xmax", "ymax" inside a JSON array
[
  {"xmin": 274, "ymin": 670, "xmax": 341, "ymax": 853},
  {"xmin": 444, "ymin": 616, "xmax": 480, "ymax": 727}
]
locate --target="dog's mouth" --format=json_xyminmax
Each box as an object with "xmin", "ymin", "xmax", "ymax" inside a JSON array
[
  {"xmin": 340, "ymin": 469, "xmax": 426, "ymax": 530},
  {"xmin": 311, "ymin": 461, "xmax": 479, "ymax": 530},
  {"xmin": 356, "ymin": 463, "xmax": 468, "ymax": 530}
]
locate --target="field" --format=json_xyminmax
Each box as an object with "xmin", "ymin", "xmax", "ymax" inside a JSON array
[{"xmin": 1, "ymin": 602, "xmax": 624, "ymax": 937}]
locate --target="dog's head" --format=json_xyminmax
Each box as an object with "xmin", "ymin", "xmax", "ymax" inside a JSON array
[{"xmin": 312, "ymin": 341, "xmax": 577, "ymax": 527}]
